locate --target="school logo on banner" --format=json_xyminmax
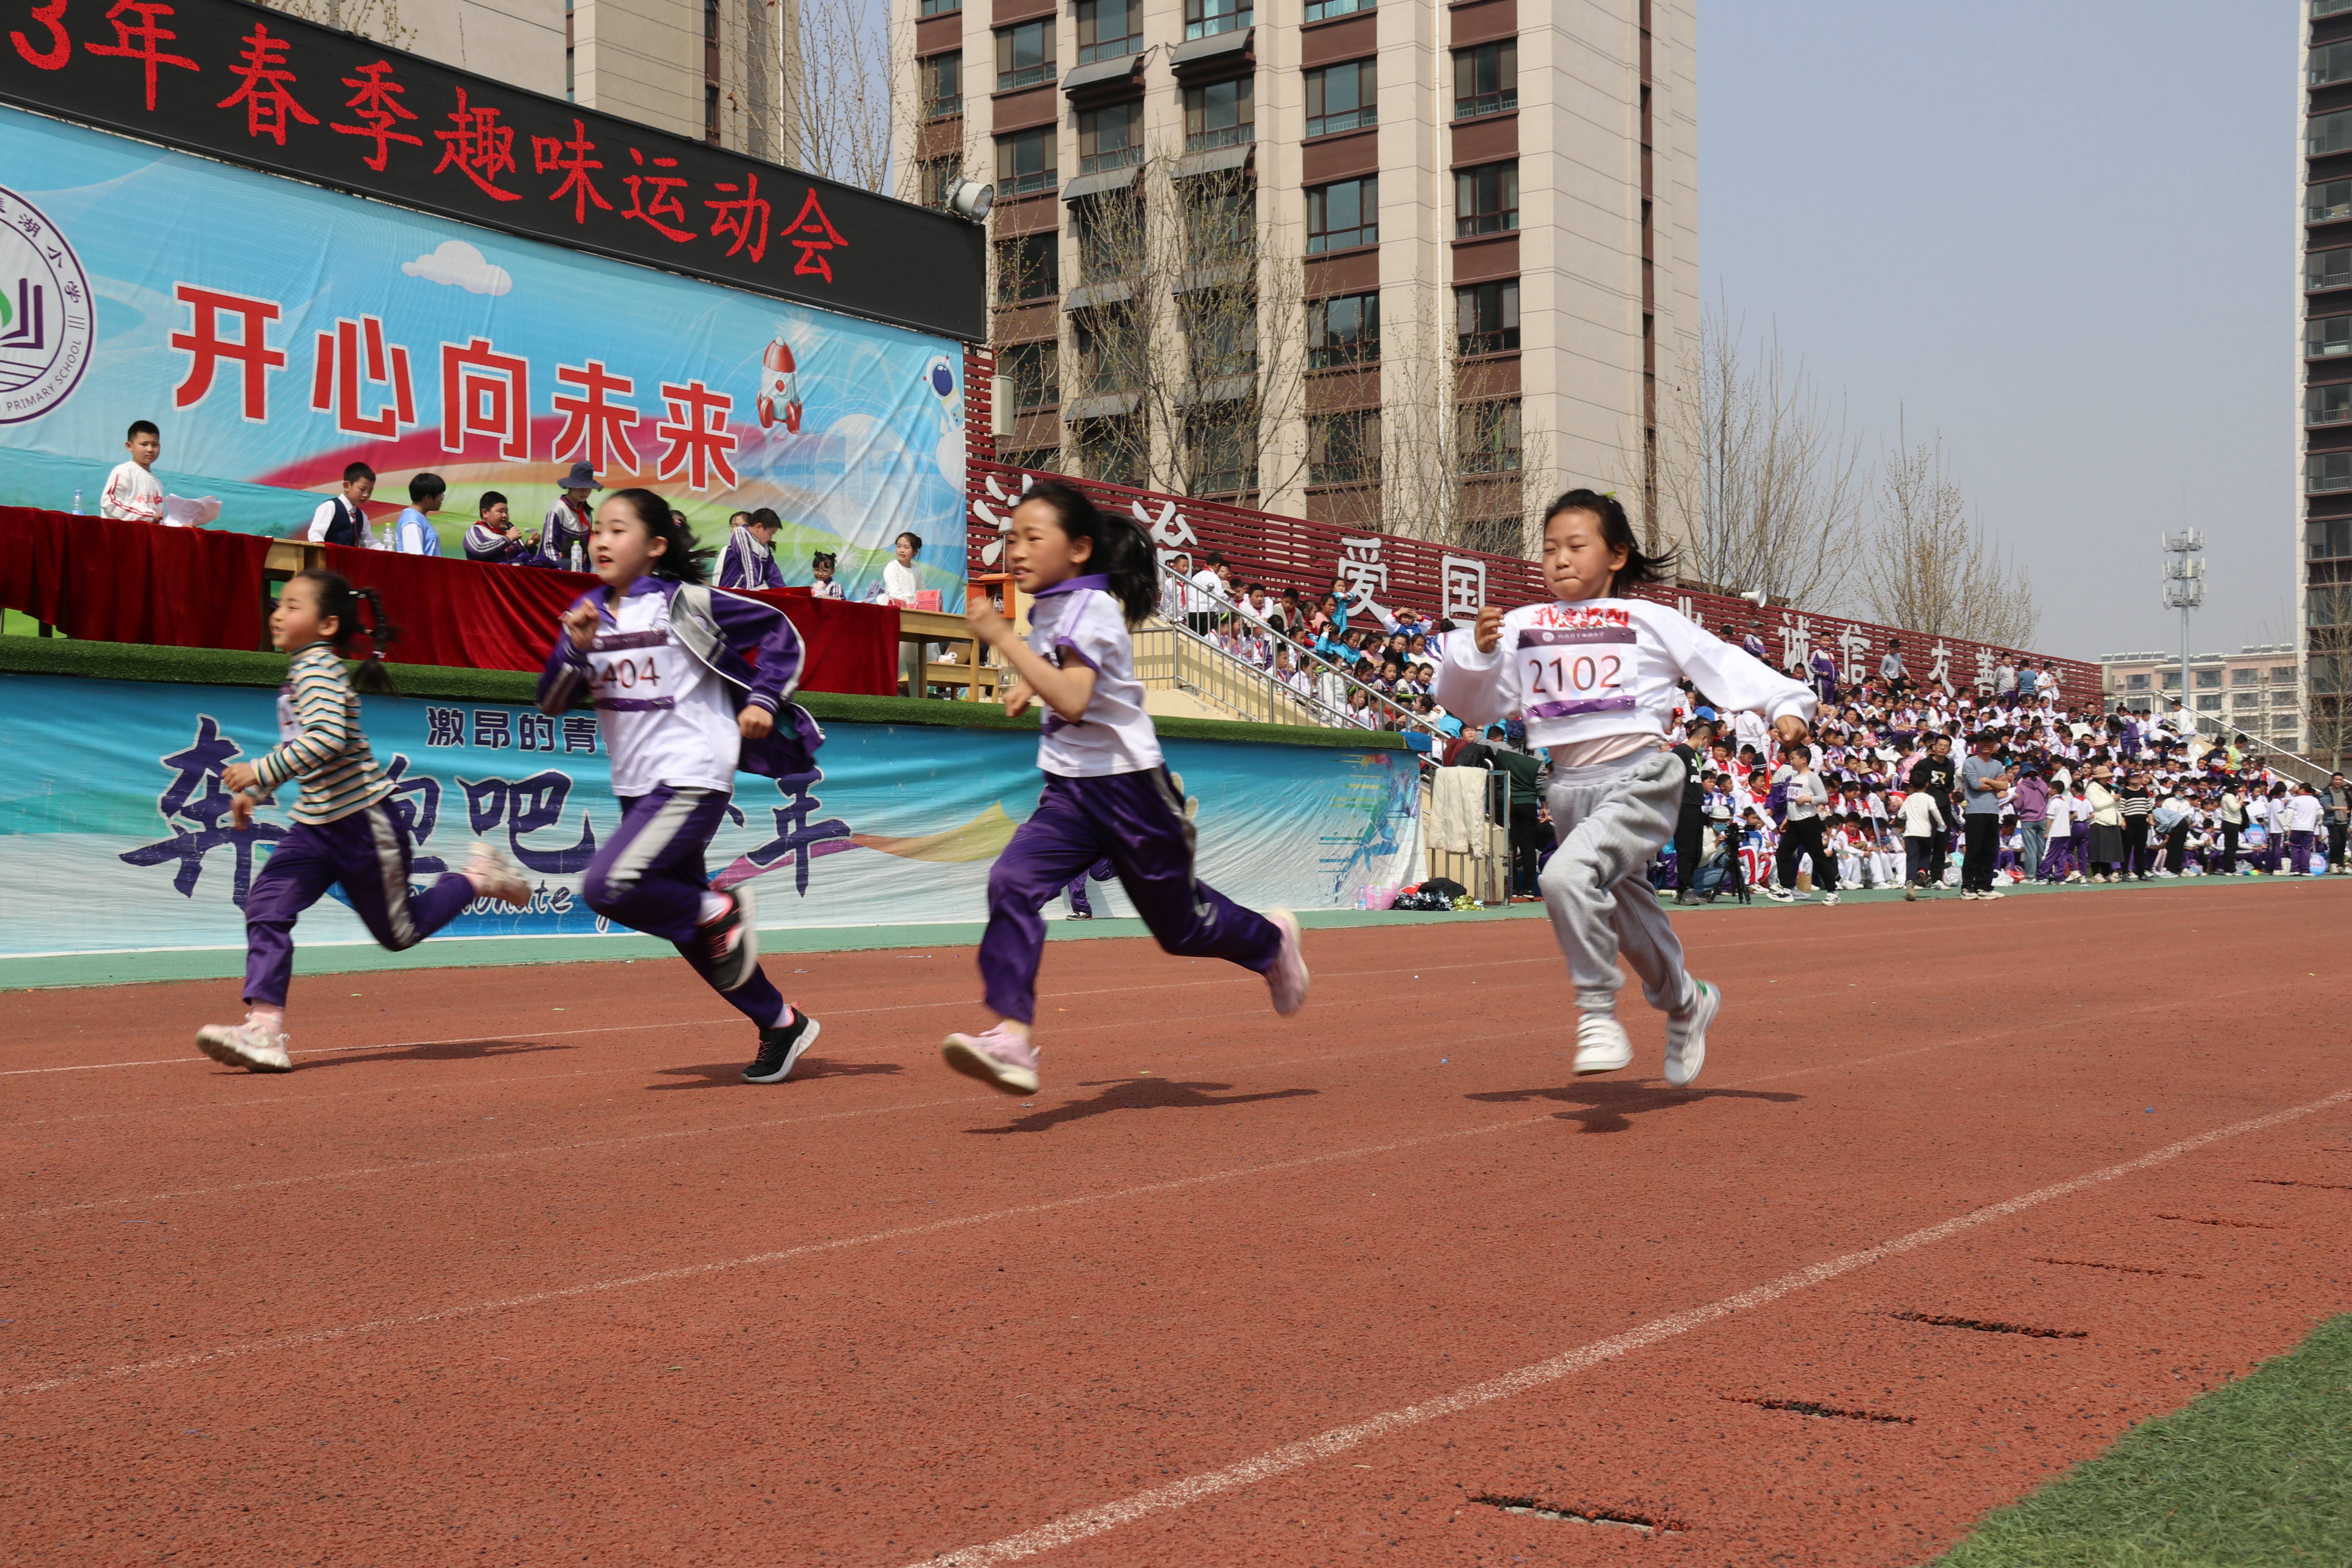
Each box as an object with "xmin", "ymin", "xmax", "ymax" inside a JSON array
[{"xmin": 0, "ymin": 186, "xmax": 94, "ymax": 425}]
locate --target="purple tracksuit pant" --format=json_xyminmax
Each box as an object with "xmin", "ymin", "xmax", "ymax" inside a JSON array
[
  {"xmin": 981, "ymin": 768, "xmax": 1279, "ymax": 1025},
  {"xmin": 581, "ymin": 785, "xmax": 788, "ymax": 1028},
  {"xmin": 242, "ymin": 802, "xmax": 475, "ymax": 1008}
]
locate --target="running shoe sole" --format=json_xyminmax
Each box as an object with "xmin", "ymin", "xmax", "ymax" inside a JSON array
[
  {"xmin": 744, "ymin": 1017, "xmax": 820, "ymax": 1084},
  {"xmin": 194, "ymin": 1026, "xmax": 293, "ymax": 1073},
  {"xmin": 942, "ymin": 1033, "xmax": 1040, "ymax": 1095},
  {"xmin": 1665, "ymin": 980, "xmax": 1720, "ymax": 1088}
]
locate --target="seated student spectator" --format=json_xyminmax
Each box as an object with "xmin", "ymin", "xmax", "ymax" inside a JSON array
[
  {"xmin": 391, "ymin": 473, "xmax": 445, "ymax": 555},
  {"xmin": 718, "ymin": 507, "xmax": 785, "ymax": 589},
  {"xmin": 809, "ymin": 550, "xmax": 845, "ymax": 600},
  {"xmin": 884, "ymin": 531, "xmax": 924, "ymax": 603},
  {"xmin": 100, "ymin": 420, "xmax": 169, "ymax": 524},
  {"xmin": 307, "ymin": 462, "xmax": 378, "ymax": 547},
  {"xmin": 463, "ymin": 491, "xmax": 532, "ymax": 563},
  {"xmin": 535, "ymin": 462, "xmax": 597, "ymax": 571}
]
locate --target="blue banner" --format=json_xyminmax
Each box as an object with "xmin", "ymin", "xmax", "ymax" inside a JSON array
[{"xmin": 0, "ymin": 673, "xmax": 1423, "ymax": 958}]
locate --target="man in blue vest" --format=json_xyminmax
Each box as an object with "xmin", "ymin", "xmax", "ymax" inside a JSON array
[{"xmin": 305, "ymin": 462, "xmax": 377, "ymax": 547}]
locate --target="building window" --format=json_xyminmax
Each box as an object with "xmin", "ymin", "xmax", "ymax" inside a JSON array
[
  {"xmin": 1454, "ymin": 161, "xmax": 1519, "ymax": 237},
  {"xmin": 2312, "ymin": 248, "xmax": 2352, "ymax": 292},
  {"xmin": 2196, "ymin": 668, "xmax": 2222, "ymax": 690},
  {"xmin": 705, "ymin": 82, "xmax": 720, "ymax": 145},
  {"xmin": 2232, "ymin": 666, "xmax": 2259, "ymax": 686},
  {"xmin": 1077, "ymin": 0, "xmax": 1140, "ymax": 64},
  {"xmin": 1186, "ymin": 409, "xmax": 1258, "ymax": 495},
  {"xmin": 919, "ymin": 0, "xmax": 960, "ymax": 15},
  {"xmin": 918, "ymin": 156, "xmax": 961, "ymax": 209},
  {"xmin": 1307, "ymin": 291, "xmax": 1379, "ymax": 368},
  {"xmin": 1184, "ymin": 78, "xmax": 1255, "ymax": 151},
  {"xmin": 2321, "ymin": 0, "xmax": 2352, "ymax": 18},
  {"xmin": 1184, "ymin": 0, "xmax": 1250, "ymax": 41},
  {"xmin": 996, "ymin": 231, "xmax": 1060, "ymax": 303},
  {"xmin": 1458, "ymin": 397, "xmax": 1523, "ymax": 474},
  {"xmin": 996, "ymin": 126, "xmax": 1056, "ymax": 196},
  {"xmin": 2310, "ymin": 314, "xmax": 2352, "ymax": 358},
  {"xmin": 1305, "ymin": 59, "xmax": 1376, "ymax": 137},
  {"xmin": 1453, "ymin": 39, "xmax": 1517, "ymax": 120},
  {"xmin": 1305, "ymin": 0, "xmax": 1368, "ymax": 17},
  {"xmin": 1001, "ymin": 443, "xmax": 1060, "ymax": 474},
  {"xmin": 1309, "ymin": 408, "xmax": 1380, "ymax": 486},
  {"xmin": 2196, "ymin": 694, "xmax": 2223, "ymax": 711},
  {"xmin": 995, "ymin": 19, "xmax": 1055, "ymax": 90},
  {"xmin": 1002, "ymin": 339, "xmax": 1060, "ymax": 410},
  {"xmin": 1183, "ymin": 181, "xmax": 1256, "ymax": 262},
  {"xmin": 2314, "ymin": 585, "xmax": 2352, "ymax": 628},
  {"xmin": 2310, "ymin": 451, "xmax": 2352, "ymax": 494},
  {"xmin": 1185, "ymin": 296, "xmax": 1257, "ymax": 384},
  {"xmin": 2273, "ymin": 664, "xmax": 2300, "ymax": 684},
  {"xmin": 1073, "ymin": 309, "xmax": 1140, "ymax": 394},
  {"xmin": 1075, "ymin": 191, "xmax": 1140, "ymax": 282},
  {"xmin": 2125, "ymin": 672, "xmax": 2151, "ymax": 691},
  {"xmin": 2233, "ymin": 691, "xmax": 2261, "ymax": 711},
  {"xmin": 1307, "ymin": 175, "xmax": 1377, "ymax": 252},
  {"xmin": 2314, "ymin": 111, "xmax": 2352, "ymax": 156},
  {"xmin": 1075, "ymin": 416, "xmax": 1143, "ymax": 485},
  {"xmin": 2310, "ymin": 180, "xmax": 2352, "ymax": 225},
  {"xmin": 2313, "ymin": 40, "xmax": 2352, "ymax": 86},
  {"xmin": 920, "ymin": 52, "xmax": 962, "ymax": 119},
  {"xmin": 1455, "ymin": 279, "xmax": 1520, "ymax": 356},
  {"xmin": 1078, "ymin": 100, "xmax": 1144, "ymax": 173},
  {"xmin": 2310, "ymin": 383, "xmax": 2352, "ymax": 426},
  {"xmin": 2311, "ymin": 518, "xmax": 2352, "ymax": 559},
  {"xmin": 2160, "ymin": 670, "xmax": 2181, "ymax": 691}
]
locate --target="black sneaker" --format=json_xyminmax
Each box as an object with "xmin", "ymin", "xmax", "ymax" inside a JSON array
[
  {"xmin": 698, "ymin": 886, "xmax": 759, "ymax": 993},
  {"xmin": 744, "ymin": 1010, "xmax": 820, "ymax": 1083}
]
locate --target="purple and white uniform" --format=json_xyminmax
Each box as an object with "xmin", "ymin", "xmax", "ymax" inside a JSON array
[
  {"xmin": 978, "ymin": 573, "xmax": 1279, "ymax": 1025},
  {"xmin": 537, "ymin": 576, "xmax": 819, "ymax": 1026}
]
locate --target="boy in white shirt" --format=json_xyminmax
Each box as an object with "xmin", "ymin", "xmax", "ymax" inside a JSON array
[{"xmin": 100, "ymin": 420, "xmax": 168, "ymax": 524}]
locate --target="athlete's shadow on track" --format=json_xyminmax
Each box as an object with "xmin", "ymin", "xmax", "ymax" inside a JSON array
[
  {"xmin": 646, "ymin": 1058, "xmax": 906, "ymax": 1090},
  {"xmin": 971, "ymin": 1077, "xmax": 1318, "ymax": 1135},
  {"xmin": 1467, "ymin": 1080, "xmax": 1801, "ymax": 1133},
  {"xmin": 290, "ymin": 1038, "xmax": 572, "ymax": 1071}
]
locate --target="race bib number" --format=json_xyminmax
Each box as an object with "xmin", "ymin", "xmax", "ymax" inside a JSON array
[
  {"xmin": 1519, "ymin": 626, "xmax": 1638, "ymax": 720},
  {"xmin": 588, "ymin": 628, "xmax": 679, "ymax": 711}
]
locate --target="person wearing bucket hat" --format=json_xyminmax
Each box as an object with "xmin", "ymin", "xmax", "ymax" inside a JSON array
[{"xmin": 534, "ymin": 460, "xmax": 600, "ymax": 572}]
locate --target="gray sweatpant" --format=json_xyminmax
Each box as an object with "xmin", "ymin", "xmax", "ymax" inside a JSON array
[{"xmin": 1538, "ymin": 748, "xmax": 1698, "ymax": 1018}]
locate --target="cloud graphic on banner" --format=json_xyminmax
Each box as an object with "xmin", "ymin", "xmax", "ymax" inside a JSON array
[{"xmin": 402, "ymin": 240, "xmax": 512, "ymax": 296}]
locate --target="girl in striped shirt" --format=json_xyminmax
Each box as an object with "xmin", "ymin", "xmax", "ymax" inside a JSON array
[{"xmin": 197, "ymin": 571, "xmax": 532, "ymax": 1073}]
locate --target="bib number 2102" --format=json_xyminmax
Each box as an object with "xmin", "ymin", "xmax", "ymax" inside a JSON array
[{"xmin": 1519, "ymin": 627, "xmax": 1638, "ymax": 719}]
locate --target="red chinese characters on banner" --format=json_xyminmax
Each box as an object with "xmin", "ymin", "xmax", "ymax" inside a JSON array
[
  {"xmin": 439, "ymin": 337, "xmax": 530, "ymax": 459},
  {"xmin": 654, "ymin": 381, "xmax": 736, "ymax": 492},
  {"xmin": 781, "ymin": 189, "xmax": 845, "ymax": 282},
  {"xmin": 170, "ymin": 284, "xmax": 284, "ymax": 421},
  {"xmin": 704, "ymin": 171, "xmax": 769, "ymax": 263},
  {"xmin": 309, "ymin": 316, "xmax": 416, "ymax": 439},
  {"xmin": 552, "ymin": 360, "xmax": 642, "ymax": 473},
  {"xmin": 84, "ymin": 0, "xmax": 200, "ymax": 111},
  {"xmin": 215, "ymin": 22, "xmax": 318, "ymax": 147},
  {"xmin": 11, "ymin": 0, "xmax": 70, "ymax": 71},
  {"xmin": 532, "ymin": 121, "xmax": 612, "ymax": 225},
  {"xmin": 432, "ymin": 85, "xmax": 519, "ymax": 201},
  {"xmin": 330, "ymin": 59, "xmax": 421, "ymax": 172},
  {"xmin": 621, "ymin": 147, "xmax": 693, "ymax": 243}
]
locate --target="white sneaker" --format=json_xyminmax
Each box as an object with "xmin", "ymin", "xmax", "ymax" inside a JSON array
[
  {"xmin": 465, "ymin": 839, "xmax": 532, "ymax": 908},
  {"xmin": 1573, "ymin": 1013, "xmax": 1633, "ymax": 1075},
  {"xmin": 196, "ymin": 1018, "xmax": 293, "ymax": 1073},
  {"xmin": 1978, "ymin": 888, "xmax": 2004, "ymax": 900},
  {"xmin": 1761, "ymin": 886, "xmax": 1795, "ymax": 903},
  {"xmin": 1959, "ymin": 890, "xmax": 1980, "ymax": 900},
  {"xmin": 1264, "ymin": 907, "xmax": 1310, "ymax": 1017},
  {"xmin": 1822, "ymin": 891, "xmax": 1840, "ymax": 906},
  {"xmin": 1664, "ymin": 980, "xmax": 1719, "ymax": 1088}
]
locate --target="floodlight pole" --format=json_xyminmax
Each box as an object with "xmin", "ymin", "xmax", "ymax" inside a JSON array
[{"xmin": 2161, "ymin": 530, "xmax": 2206, "ymax": 732}]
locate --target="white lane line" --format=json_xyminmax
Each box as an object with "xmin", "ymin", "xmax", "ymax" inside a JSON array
[
  {"xmin": 2, "ymin": 1112, "xmax": 1566, "ymax": 1399},
  {"xmin": 909, "ymin": 1082, "xmax": 2352, "ymax": 1568}
]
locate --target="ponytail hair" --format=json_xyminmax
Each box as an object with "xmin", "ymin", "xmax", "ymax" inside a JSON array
[
  {"xmin": 292, "ymin": 568, "xmax": 401, "ymax": 695},
  {"xmin": 604, "ymin": 487, "xmax": 705, "ymax": 583},
  {"xmin": 1020, "ymin": 478, "xmax": 1156, "ymax": 625},
  {"xmin": 1541, "ymin": 488, "xmax": 1676, "ymax": 595}
]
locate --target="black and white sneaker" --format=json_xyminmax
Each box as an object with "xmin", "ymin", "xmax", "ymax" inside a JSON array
[
  {"xmin": 698, "ymin": 886, "xmax": 760, "ymax": 993},
  {"xmin": 744, "ymin": 1009, "xmax": 820, "ymax": 1083}
]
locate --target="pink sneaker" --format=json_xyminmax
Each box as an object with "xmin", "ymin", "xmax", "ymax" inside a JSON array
[
  {"xmin": 942, "ymin": 1024, "xmax": 1040, "ymax": 1095},
  {"xmin": 1265, "ymin": 907, "xmax": 1310, "ymax": 1016}
]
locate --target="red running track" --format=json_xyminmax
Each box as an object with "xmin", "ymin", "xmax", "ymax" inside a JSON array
[{"xmin": 4, "ymin": 883, "xmax": 2349, "ymax": 1565}]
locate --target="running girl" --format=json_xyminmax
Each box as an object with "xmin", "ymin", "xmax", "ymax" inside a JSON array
[
  {"xmin": 198, "ymin": 571, "xmax": 532, "ymax": 1073},
  {"xmin": 941, "ymin": 480, "xmax": 1309, "ymax": 1094},
  {"xmin": 1434, "ymin": 489, "xmax": 1816, "ymax": 1087},
  {"xmin": 538, "ymin": 488, "xmax": 825, "ymax": 1084}
]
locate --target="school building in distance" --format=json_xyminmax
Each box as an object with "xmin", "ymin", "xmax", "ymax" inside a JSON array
[{"xmin": 2100, "ymin": 644, "xmax": 2303, "ymax": 751}]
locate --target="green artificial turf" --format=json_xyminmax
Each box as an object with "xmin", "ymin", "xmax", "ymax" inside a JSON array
[{"xmin": 1932, "ymin": 1314, "xmax": 2352, "ymax": 1568}]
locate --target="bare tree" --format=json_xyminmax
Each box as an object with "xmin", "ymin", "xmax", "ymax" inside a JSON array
[
  {"xmin": 1858, "ymin": 413, "xmax": 2040, "ymax": 647},
  {"xmin": 1633, "ymin": 308, "xmax": 1866, "ymax": 608},
  {"xmin": 775, "ymin": 0, "xmax": 890, "ymax": 191},
  {"xmin": 1362, "ymin": 289, "xmax": 1552, "ymax": 556},
  {"xmin": 256, "ymin": 0, "xmax": 415, "ymax": 49}
]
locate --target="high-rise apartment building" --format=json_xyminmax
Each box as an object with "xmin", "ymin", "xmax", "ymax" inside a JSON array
[
  {"xmin": 2303, "ymin": 0, "xmax": 2352, "ymax": 764},
  {"xmin": 897, "ymin": 0, "xmax": 1695, "ymax": 555},
  {"xmin": 283, "ymin": 0, "xmax": 788, "ymax": 154}
]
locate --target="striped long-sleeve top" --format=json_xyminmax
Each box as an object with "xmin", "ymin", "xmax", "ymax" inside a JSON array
[{"xmin": 249, "ymin": 642, "xmax": 394, "ymax": 825}]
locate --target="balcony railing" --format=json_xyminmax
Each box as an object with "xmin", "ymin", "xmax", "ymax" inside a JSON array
[
  {"xmin": 1454, "ymin": 90, "xmax": 1516, "ymax": 119},
  {"xmin": 1185, "ymin": 1, "xmax": 1250, "ymax": 40},
  {"xmin": 1078, "ymin": 143, "xmax": 1144, "ymax": 175},
  {"xmin": 1185, "ymin": 122, "xmax": 1255, "ymax": 152}
]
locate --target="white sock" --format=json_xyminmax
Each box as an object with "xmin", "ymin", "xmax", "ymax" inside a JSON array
[
  {"xmin": 698, "ymin": 891, "xmax": 730, "ymax": 925},
  {"xmin": 247, "ymin": 1006, "xmax": 285, "ymax": 1034}
]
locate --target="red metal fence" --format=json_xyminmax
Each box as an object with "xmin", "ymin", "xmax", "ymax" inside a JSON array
[{"xmin": 961, "ymin": 454, "xmax": 2101, "ymax": 711}]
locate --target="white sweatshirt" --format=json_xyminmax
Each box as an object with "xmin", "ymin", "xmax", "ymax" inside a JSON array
[{"xmin": 1434, "ymin": 596, "xmax": 1815, "ymax": 753}]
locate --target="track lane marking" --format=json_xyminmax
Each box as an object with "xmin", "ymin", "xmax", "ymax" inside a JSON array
[{"xmin": 907, "ymin": 1082, "xmax": 2352, "ymax": 1568}]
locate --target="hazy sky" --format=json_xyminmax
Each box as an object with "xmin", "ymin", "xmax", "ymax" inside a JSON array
[{"xmin": 1702, "ymin": 1, "xmax": 2297, "ymax": 663}]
